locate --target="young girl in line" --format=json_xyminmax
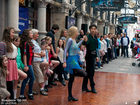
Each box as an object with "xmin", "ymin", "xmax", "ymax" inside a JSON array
[
  {"xmin": 2, "ymin": 27, "xmax": 18, "ymax": 99},
  {"xmin": 56, "ymin": 39, "xmax": 68, "ymax": 80},
  {"xmin": 0, "ymin": 55, "xmax": 10, "ymax": 100},
  {"xmin": 45, "ymin": 36, "xmax": 60, "ymax": 71},
  {"xmin": 19, "ymin": 29, "xmax": 35, "ymax": 100},
  {"xmin": 13, "ymin": 35, "xmax": 27, "ymax": 99},
  {"xmin": 40, "ymin": 41, "xmax": 53, "ymax": 91}
]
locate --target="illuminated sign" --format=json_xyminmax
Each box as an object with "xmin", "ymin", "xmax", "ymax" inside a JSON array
[
  {"xmin": 118, "ymin": 16, "xmax": 137, "ymax": 24},
  {"xmin": 92, "ymin": 0, "xmax": 124, "ymax": 11}
]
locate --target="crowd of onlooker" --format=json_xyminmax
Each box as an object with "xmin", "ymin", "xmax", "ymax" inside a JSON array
[
  {"xmin": 0, "ymin": 23, "xmax": 132, "ymax": 104},
  {"xmin": 78, "ymin": 30, "xmax": 130, "ymax": 70}
]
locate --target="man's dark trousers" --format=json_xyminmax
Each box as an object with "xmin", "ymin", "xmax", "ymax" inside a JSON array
[{"xmin": 82, "ymin": 53, "xmax": 96, "ymax": 90}]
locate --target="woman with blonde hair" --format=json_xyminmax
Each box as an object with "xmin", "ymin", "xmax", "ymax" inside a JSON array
[{"xmin": 63, "ymin": 26, "xmax": 87, "ymax": 101}]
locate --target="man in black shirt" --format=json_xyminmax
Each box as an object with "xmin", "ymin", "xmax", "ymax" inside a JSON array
[{"xmin": 82, "ymin": 24, "xmax": 98, "ymax": 93}]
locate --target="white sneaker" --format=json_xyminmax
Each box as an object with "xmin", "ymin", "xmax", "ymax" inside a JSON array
[{"xmin": 100, "ymin": 67, "xmax": 103, "ymax": 69}]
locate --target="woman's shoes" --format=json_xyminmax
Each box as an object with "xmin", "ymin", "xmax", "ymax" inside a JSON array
[{"xmin": 68, "ymin": 96, "xmax": 78, "ymax": 101}]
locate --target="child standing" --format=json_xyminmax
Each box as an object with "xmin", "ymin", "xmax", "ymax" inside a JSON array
[
  {"xmin": 2, "ymin": 27, "xmax": 18, "ymax": 99},
  {"xmin": 79, "ymin": 44, "xmax": 86, "ymax": 68},
  {"xmin": 0, "ymin": 55, "xmax": 10, "ymax": 100},
  {"xmin": 13, "ymin": 35, "xmax": 27, "ymax": 99},
  {"xmin": 19, "ymin": 29, "xmax": 35, "ymax": 100},
  {"xmin": 56, "ymin": 39, "xmax": 68, "ymax": 80}
]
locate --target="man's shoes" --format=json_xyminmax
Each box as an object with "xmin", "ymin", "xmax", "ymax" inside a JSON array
[
  {"xmin": 60, "ymin": 80, "xmax": 66, "ymax": 86},
  {"xmin": 33, "ymin": 91, "xmax": 38, "ymax": 95},
  {"xmin": 50, "ymin": 81, "xmax": 57, "ymax": 86},
  {"xmin": 91, "ymin": 88, "xmax": 97, "ymax": 94},
  {"xmin": 40, "ymin": 90, "xmax": 48, "ymax": 96},
  {"xmin": 68, "ymin": 96, "xmax": 78, "ymax": 101},
  {"xmin": 82, "ymin": 88, "xmax": 91, "ymax": 92},
  {"xmin": 28, "ymin": 94, "xmax": 34, "ymax": 100}
]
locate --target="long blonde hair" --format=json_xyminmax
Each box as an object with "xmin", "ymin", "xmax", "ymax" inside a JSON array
[{"xmin": 68, "ymin": 26, "xmax": 78, "ymax": 37}]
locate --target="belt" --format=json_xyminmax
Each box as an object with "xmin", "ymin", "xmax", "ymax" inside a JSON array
[
  {"xmin": 87, "ymin": 51, "xmax": 96, "ymax": 55},
  {"xmin": 8, "ymin": 58, "xmax": 16, "ymax": 60}
]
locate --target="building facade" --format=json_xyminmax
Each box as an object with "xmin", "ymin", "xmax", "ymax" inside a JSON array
[{"xmin": 0, "ymin": 0, "xmax": 116, "ymax": 41}]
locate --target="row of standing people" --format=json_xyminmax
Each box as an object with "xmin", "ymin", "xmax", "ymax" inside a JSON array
[{"xmin": 0, "ymin": 25, "xmax": 67, "ymax": 103}]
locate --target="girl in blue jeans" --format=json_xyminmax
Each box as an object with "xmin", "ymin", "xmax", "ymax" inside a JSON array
[{"xmin": 19, "ymin": 29, "xmax": 35, "ymax": 100}]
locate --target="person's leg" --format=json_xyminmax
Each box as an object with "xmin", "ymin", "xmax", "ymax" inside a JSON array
[
  {"xmin": 82, "ymin": 55, "xmax": 90, "ymax": 91},
  {"xmin": 28, "ymin": 65, "xmax": 35, "ymax": 95},
  {"xmin": 18, "ymin": 70, "xmax": 27, "ymax": 80},
  {"xmin": 68, "ymin": 74, "xmax": 74, "ymax": 97},
  {"xmin": 126, "ymin": 46, "xmax": 129, "ymax": 57},
  {"xmin": 13, "ymin": 80, "xmax": 18, "ymax": 99},
  {"xmin": 56, "ymin": 63, "xmax": 66, "ymax": 86},
  {"xmin": 73, "ymin": 69, "xmax": 87, "ymax": 77},
  {"xmin": 118, "ymin": 46, "xmax": 120, "ymax": 56},
  {"xmin": 124, "ymin": 46, "xmax": 126, "ymax": 57},
  {"xmin": 68, "ymin": 74, "xmax": 78, "ymax": 101},
  {"xmin": 6, "ymin": 81, "xmax": 14, "ymax": 99},
  {"xmin": 20, "ymin": 74, "xmax": 29, "ymax": 97}
]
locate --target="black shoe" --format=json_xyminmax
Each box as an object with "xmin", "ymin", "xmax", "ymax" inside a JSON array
[
  {"xmin": 40, "ymin": 90, "xmax": 48, "ymax": 96},
  {"xmin": 19, "ymin": 96, "xmax": 26, "ymax": 100},
  {"xmin": 68, "ymin": 96, "xmax": 78, "ymax": 101},
  {"xmin": 60, "ymin": 80, "xmax": 66, "ymax": 86},
  {"xmin": 28, "ymin": 94, "xmax": 34, "ymax": 100},
  {"xmin": 50, "ymin": 81, "xmax": 57, "ymax": 86},
  {"xmin": 33, "ymin": 91, "xmax": 38, "ymax": 95},
  {"xmin": 91, "ymin": 88, "xmax": 97, "ymax": 94},
  {"xmin": 47, "ymin": 84, "xmax": 53, "ymax": 88},
  {"xmin": 44, "ymin": 88, "xmax": 48, "ymax": 92},
  {"xmin": 82, "ymin": 88, "xmax": 91, "ymax": 92}
]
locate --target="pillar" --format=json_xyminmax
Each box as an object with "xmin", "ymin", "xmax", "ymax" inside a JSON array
[
  {"xmin": 37, "ymin": 2, "xmax": 47, "ymax": 43},
  {"xmin": 7, "ymin": 0, "xmax": 20, "ymax": 33},
  {"xmin": 77, "ymin": 15, "xmax": 82, "ymax": 30}
]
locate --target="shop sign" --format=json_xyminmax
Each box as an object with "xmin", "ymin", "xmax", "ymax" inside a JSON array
[{"xmin": 19, "ymin": 7, "xmax": 29, "ymax": 34}]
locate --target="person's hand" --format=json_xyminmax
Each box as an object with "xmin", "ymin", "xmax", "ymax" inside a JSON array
[
  {"xmin": 24, "ymin": 66, "xmax": 29, "ymax": 72},
  {"xmin": 63, "ymin": 63, "xmax": 67, "ymax": 68},
  {"xmin": 50, "ymin": 63, "xmax": 53, "ymax": 67},
  {"xmin": 40, "ymin": 52, "xmax": 45, "ymax": 57},
  {"xmin": 96, "ymin": 57, "xmax": 99, "ymax": 62},
  {"xmin": 53, "ymin": 54, "xmax": 57, "ymax": 58},
  {"xmin": 83, "ymin": 35, "xmax": 88, "ymax": 42},
  {"xmin": 6, "ymin": 70, "xmax": 9, "ymax": 76}
]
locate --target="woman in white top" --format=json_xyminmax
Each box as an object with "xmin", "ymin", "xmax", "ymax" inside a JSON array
[
  {"xmin": 100, "ymin": 36, "xmax": 105, "ymax": 64},
  {"xmin": 2, "ymin": 27, "xmax": 18, "ymax": 99},
  {"xmin": 56, "ymin": 39, "xmax": 68, "ymax": 80},
  {"xmin": 102, "ymin": 35, "xmax": 108, "ymax": 63}
]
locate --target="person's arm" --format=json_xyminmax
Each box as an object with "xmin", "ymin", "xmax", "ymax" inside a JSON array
[
  {"xmin": 56, "ymin": 47, "xmax": 60, "ymax": 55},
  {"xmin": 18, "ymin": 48, "xmax": 25, "ymax": 70},
  {"xmin": 63, "ymin": 38, "xmax": 72, "ymax": 63},
  {"xmin": 23, "ymin": 43, "xmax": 29, "ymax": 71},
  {"xmin": 46, "ymin": 50, "xmax": 49, "ymax": 63},
  {"xmin": 77, "ymin": 40, "xmax": 84, "ymax": 47}
]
